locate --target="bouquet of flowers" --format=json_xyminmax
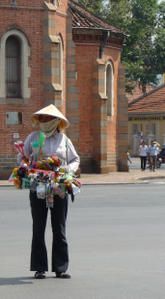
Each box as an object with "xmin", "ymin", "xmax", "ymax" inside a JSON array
[{"xmin": 10, "ymin": 138, "xmax": 81, "ymax": 207}]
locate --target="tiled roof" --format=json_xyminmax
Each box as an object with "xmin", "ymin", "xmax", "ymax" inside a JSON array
[
  {"xmin": 127, "ymin": 84, "xmax": 155, "ymax": 103},
  {"xmin": 128, "ymin": 84, "xmax": 165, "ymax": 114},
  {"xmin": 69, "ymin": 0, "xmax": 124, "ymax": 35}
]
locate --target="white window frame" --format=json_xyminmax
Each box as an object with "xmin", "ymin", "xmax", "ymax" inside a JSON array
[
  {"xmin": 105, "ymin": 61, "xmax": 114, "ymax": 117},
  {"xmin": 50, "ymin": 34, "xmax": 64, "ymax": 96},
  {"xmin": 50, "ymin": 0, "xmax": 60, "ymax": 5}
]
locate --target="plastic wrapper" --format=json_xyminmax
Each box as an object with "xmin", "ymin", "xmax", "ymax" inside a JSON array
[{"xmin": 36, "ymin": 183, "xmax": 46, "ymax": 199}]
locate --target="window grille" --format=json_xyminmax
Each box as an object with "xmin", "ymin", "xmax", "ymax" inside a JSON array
[
  {"xmin": 6, "ymin": 36, "xmax": 21, "ymax": 98},
  {"xmin": 106, "ymin": 64, "xmax": 113, "ymax": 116}
]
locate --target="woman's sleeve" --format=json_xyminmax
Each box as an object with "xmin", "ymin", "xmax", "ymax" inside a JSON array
[
  {"xmin": 24, "ymin": 133, "xmax": 33, "ymax": 158},
  {"xmin": 66, "ymin": 137, "xmax": 80, "ymax": 173}
]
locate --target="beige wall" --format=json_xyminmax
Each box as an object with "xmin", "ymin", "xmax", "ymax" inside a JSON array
[{"xmin": 128, "ymin": 117, "xmax": 165, "ymax": 155}]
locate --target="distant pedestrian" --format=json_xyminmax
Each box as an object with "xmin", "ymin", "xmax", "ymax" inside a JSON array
[
  {"xmin": 148, "ymin": 140, "xmax": 160, "ymax": 171},
  {"xmin": 139, "ymin": 141, "xmax": 148, "ymax": 171},
  {"xmin": 127, "ymin": 152, "xmax": 132, "ymax": 164}
]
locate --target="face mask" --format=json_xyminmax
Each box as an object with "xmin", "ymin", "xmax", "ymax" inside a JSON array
[{"xmin": 39, "ymin": 118, "xmax": 59, "ymax": 137}]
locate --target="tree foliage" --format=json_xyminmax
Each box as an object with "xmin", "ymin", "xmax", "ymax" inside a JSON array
[
  {"xmin": 78, "ymin": 0, "xmax": 165, "ymax": 93},
  {"xmin": 153, "ymin": 2, "xmax": 165, "ymax": 75},
  {"xmin": 105, "ymin": 0, "xmax": 165, "ymax": 92},
  {"xmin": 77, "ymin": 0, "xmax": 104, "ymax": 16}
]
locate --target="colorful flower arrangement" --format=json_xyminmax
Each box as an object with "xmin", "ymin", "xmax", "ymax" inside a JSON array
[{"xmin": 10, "ymin": 136, "xmax": 81, "ymax": 207}]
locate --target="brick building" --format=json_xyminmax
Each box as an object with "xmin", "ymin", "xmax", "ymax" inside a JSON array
[{"xmin": 0, "ymin": 0, "xmax": 128, "ymax": 178}]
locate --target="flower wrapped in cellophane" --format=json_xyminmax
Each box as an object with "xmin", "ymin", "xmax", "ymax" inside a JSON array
[{"xmin": 9, "ymin": 138, "xmax": 81, "ymax": 207}]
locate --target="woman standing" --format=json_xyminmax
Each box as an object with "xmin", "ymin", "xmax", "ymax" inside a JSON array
[
  {"xmin": 24, "ymin": 104, "xmax": 80, "ymax": 279},
  {"xmin": 139, "ymin": 140, "xmax": 148, "ymax": 171}
]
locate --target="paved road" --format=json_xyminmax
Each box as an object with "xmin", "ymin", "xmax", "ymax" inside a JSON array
[{"xmin": 0, "ymin": 185, "xmax": 165, "ymax": 299}]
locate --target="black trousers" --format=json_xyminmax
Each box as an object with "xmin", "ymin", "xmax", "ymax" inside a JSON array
[
  {"xmin": 29, "ymin": 191, "xmax": 69, "ymax": 273},
  {"xmin": 140, "ymin": 156, "xmax": 147, "ymax": 170}
]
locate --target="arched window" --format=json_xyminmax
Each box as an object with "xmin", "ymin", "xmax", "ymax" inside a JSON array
[
  {"xmin": 53, "ymin": 41, "xmax": 62, "ymax": 85},
  {"xmin": 0, "ymin": 29, "xmax": 30, "ymax": 100},
  {"xmin": 106, "ymin": 62, "xmax": 114, "ymax": 117},
  {"xmin": 6, "ymin": 35, "xmax": 21, "ymax": 98},
  {"xmin": 50, "ymin": 34, "xmax": 63, "ymax": 97},
  {"xmin": 50, "ymin": 0, "xmax": 60, "ymax": 5}
]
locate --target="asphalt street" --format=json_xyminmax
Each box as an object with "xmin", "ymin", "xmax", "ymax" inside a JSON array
[{"xmin": 0, "ymin": 185, "xmax": 165, "ymax": 299}]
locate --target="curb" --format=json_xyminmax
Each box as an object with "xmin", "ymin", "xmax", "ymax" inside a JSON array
[
  {"xmin": 80, "ymin": 180, "xmax": 154, "ymax": 185},
  {"xmin": 0, "ymin": 184, "xmax": 14, "ymax": 188},
  {"xmin": 0, "ymin": 180, "xmax": 158, "ymax": 188},
  {"xmin": 138, "ymin": 176, "xmax": 165, "ymax": 181},
  {"xmin": 0, "ymin": 175, "xmax": 165, "ymax": 188}
]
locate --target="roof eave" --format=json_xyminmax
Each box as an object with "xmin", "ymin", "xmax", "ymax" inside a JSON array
[
  {"xmin": 128, "ymin": 111, "xmax": 165, "ymax": 117},
  {"xmin": 72, "ymin": 26, "xmax": 125, "ymax": 36}
]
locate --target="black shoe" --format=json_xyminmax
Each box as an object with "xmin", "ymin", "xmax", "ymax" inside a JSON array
[
  {"xmin": 34, "ymin": 271, "xmax": 46, "ymax": 279},
  {"xmin": 55, "ymin": 272, "xmax": 71, "ymax": 279}
]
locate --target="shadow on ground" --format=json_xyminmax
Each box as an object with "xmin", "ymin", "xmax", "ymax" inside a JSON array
[{"xmin": 0, "ymin": 276, "xmax": 33, "ymax": 286}]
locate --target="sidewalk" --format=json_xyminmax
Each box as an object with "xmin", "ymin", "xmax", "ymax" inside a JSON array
[
  {"xmin": 80, "ymin": 168, "xmax": 165, "ymax": 184},
  {"xmin": 1, "ymin": 168, "xmax": 165, "ymax": 187}
]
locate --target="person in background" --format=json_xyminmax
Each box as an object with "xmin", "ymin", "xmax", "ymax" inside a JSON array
[
  {"xmin": 24, "ymin": 104, "xmax": 80, "ymax": 279},
  {"xmin": 127, "ymin": 151, "xmax": 132, "ymax": 165},
  {"xmin": 138, "ymin": 140, "xmax": 148, "ymax": 171},
  {"xmin": 148, "ymin": 140, "xmax": 160, "ymax": 171}
]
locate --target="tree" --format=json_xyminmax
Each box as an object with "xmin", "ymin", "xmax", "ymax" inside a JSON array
[
  {"xmin": 153, "ymin": 2, "xmax": 165, "ymax": 75},
  {"xmin": 105, "ymin": 0, "xmax": 165, "ymax": 92},
  {"xmin": 78, "ymin": 0, "xmax": 165, "ymax": 93},
  {"xmin": 104, "ymin": 0, "xmax": 132, "ymax": 31},
  {"xmin": 78, "ymin": 0, "xmax": 104, "ymax": 16}
]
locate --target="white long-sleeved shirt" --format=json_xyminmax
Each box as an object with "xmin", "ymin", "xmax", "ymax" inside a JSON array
[
  {"xmin": 139, "ymin": 145, "xmax": 149, "ymax": 157},
  {"xmin": 24, "ymin": 131, "xmax": 80, "ymax": 173}
]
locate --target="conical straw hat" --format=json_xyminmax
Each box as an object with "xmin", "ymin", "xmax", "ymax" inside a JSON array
[
  {"xmin": 32, "ymin": 104, "xmax": 69, "ymax": 129},
  {"xmin": 153, "ymin": 141, "xmax": 160, "ymax": 147}
]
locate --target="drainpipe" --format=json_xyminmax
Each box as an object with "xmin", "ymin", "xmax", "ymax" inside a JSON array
[{"xmin": 99, "ymin": 30, "xmax": 110, "ymax": 58}]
